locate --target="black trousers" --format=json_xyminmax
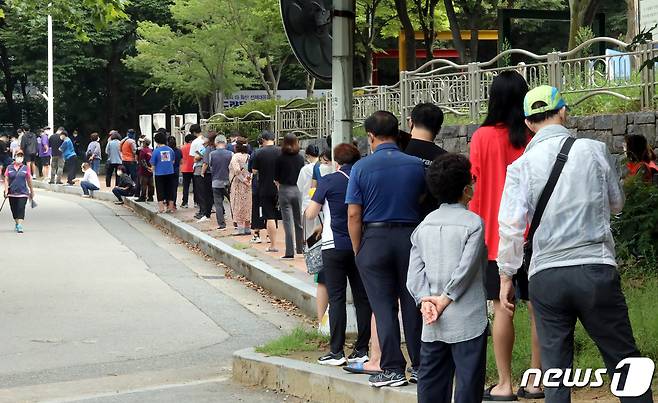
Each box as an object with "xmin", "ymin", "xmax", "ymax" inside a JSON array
[
  {"xmin": 112, "ymin": 187, "xmax": 134, "ymax": 202},
  {"xmin": 530, "ymin": 265, "xmax": 653, "ymax": 403},
  {"xmin": 64, "ymin": 156, "xmax": 77, "ymax": 183},
  {"xmin": 322, "ymin": 248, "xmax": 372, "ymax": 354},
  {"xmin": 9, "ymin": 197, "xmax": 27, "ymax": 220},
  {"xmin": 193, "ymin": 174, "xmax": 212, "ymax": 218},
  {"xmin": 418, "ymin": 331, "xmax": 487, "ymax": 403},
  {"xmin": 182, "ymin": 172, "xmax": 194, "ymax": 206},
  {"xmin": 106, "ymin": 163, "xmax": 121, "ymax": 187},
  {"xmin": 355, "ymin": 226, "xmax": 422, "ymax": 373}
]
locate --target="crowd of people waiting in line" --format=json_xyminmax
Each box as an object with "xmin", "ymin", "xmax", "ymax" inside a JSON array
[{"xmin": 0, "ymin": 72, "xmax": 656, "ymax": 403}]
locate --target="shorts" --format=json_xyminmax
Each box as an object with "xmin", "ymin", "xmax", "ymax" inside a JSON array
[
  {"xmin": 485, "ymin": 260, "xmax": 529, "ymax": 301},
  {"xmin": 258, "ymin": 194, "xmax": 281, "ymax": 221},
  {"xmin": 25, "ymin": 153, "xmax": 37, "ymax": 163},
  {"xmin": 40, "ymin": 156, "xmax": 51, "ymax": 166},
  {"xmin": 315, "ymin": 270, "xmax": 326, "ymax": 284},
  {"xmin": 155, "ymin": 174, "xmax": 177, "ymax": 202}
]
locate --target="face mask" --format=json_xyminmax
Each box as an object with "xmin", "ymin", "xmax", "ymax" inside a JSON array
[
  {"xmin": 117, "ymin": 171, "xmax": 124, "ymax": 176},
  {"xmin": 15, "ymin": 157, "xmax": 24, "ymax": 164}
]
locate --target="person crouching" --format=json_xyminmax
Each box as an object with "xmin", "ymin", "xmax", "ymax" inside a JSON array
[
  {"xmin": 112, "ymin": 165, "xmax": 135, "ymax": 205},
  {"xmin": 407, "ymin": 153, "xmax": 488, "ymax": 403}
]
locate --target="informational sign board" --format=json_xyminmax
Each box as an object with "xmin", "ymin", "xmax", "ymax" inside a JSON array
[
  {"xmin": 640, "ymin": 0, "xmax": 658, "ymax": 33},
  {"xmin": 153, "ymin": 113, "xmax": 167, "ymax": 131},
  {"xmin": 139, "ymin": 115, "xmax": 153, "ymax": 143}
]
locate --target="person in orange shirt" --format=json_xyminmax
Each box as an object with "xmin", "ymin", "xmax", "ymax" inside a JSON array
[
  {"xmin": 120, "ymin": 129, "xmax": 139, "ymax": 195},
  {"xmin": 180, "ymin": 134, "xmax": 196, "ymax": 208},
  {"xmin": 625, "ymin": 134, "xmax": 658, "ymax": 184},
  {"xmin": 469, "ymin": 71, "xmax": 544, "ymax": 401}
]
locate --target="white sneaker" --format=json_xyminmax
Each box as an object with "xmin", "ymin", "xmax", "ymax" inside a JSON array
[
  {"xmin": 196, "ymin": 216, "xmax": 209, "ymax": 223},
  {"xmin": 250, "ymin": 236, "xmax": 262, "ymax": 244},
  {"xmin": 81, "ymin": 195, "xmax": 91, "ymax": 198}
]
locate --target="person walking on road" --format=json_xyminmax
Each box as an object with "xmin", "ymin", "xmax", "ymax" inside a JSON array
[
  {"xmin": 105, "ymin": 131, "xmax": 123, "ymax": 188},
  {"xmin": 274, "ymin": 134, "xmax": 305, "ymax": 259},
  {"xmin": 3, "ymin": 150, "xmax": 34, "ymax": 233},
  {"xmin": 346, "ymin": 111, "xmax": 425, "ymax": 388},
  {"xmin": 49, "ymin": 128, "xmax": 65, "ymax": 184},
  {"xmin": 151, "ymin": 131, "xmax": 177, "ymax": 214},
  {"xmin": 59, "ymin": 130, "xmax": 77, "ymax": 185},
  {"xmin": 111, "ymin": 165, "xmax": 135, "ymax": 205},
  {"xmin": 229, "ymin": 138, "xmax": 252, "ymax": 235},
  {"xmin": 136, "ymin": 137, "xmax": 154, "ymax": 202},
  {"xmin": 80, "ymin": 162, "xmax": 101, "ymax": 198},
  {"xmin": 498, "ymin": 86, "xmax": 653, "ymax": 402},
  {"xmin": 207, "ymin": 135, "xmax": 233, "ymax": 230},
  {"xmin": 86, "ymin": 133, "xmax": 102, "ymax": 174}
]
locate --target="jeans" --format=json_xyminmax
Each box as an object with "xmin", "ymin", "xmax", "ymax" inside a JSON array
[
  {"xmin": 278, "ymin": 184, "xmax": 304, "ymax": 256},
  {"xmin": 182, "ymin": 172, "xmax": 194, "ymax": 206},
  {"xmin": 355, "ymin": 226, "xmax": 422, "ymax": 373},
  {"xmin": 90, "ymin": 159, "xmax": 100, "ymax": 174},
  {"xmin": 417, "ymin": 331, "xmax": 487, "ymax": 403},
  {"xmin": 80, "ymin": 180, "xmax": 99, "ymax": 195},
  {"xmin": 213, "ymin": 187, "xmax": 227, "ymax": 226},
  {"xmin": 64, "ymin": 156, "xmax": 77, "ymax": 183},
  {"xmin": 106, "ymin": 163, "xmax": 121, "ymax": 187},
  {"xmin": 322, "ymin": 248, "xmax": 372, "ymax": 354},
  {"xmin": 529, "ymin": 265, "xmax": 652, "ymax": 403},
  {"xmin": 50, "ymin": 156, "xmax": 64, "ymax": 182},
  {"xmin": 112, "ymin": 187, "xmax": 134, "ymax": 202}
]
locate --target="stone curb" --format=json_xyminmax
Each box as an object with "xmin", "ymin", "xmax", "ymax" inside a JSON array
[
  {"xmin": 33, "ymin": 182, "xmax": 318, "ymax": 318},
  {"xmin": 232, "ymin": 348, "xmax": 417, "ymax": 403}
]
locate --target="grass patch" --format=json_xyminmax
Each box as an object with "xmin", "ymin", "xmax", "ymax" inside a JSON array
[
  {"xmin": 256, "ymin": 327, "xmax": 329, "ymax": 356},
  {"xmin": 487, "ymin": 275, "xmax": 658, "ymax": 383}
]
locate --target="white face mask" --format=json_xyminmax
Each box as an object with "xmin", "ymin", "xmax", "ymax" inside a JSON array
[
  {"xmin": 15, "ymin": 157, "xmax": 24, "ymax": 164},
  {"xmin": 117, "ymin": 170, "xmax": 124, "ymax": 176}
]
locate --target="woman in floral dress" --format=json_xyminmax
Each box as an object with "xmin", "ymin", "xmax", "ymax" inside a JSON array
[{"xmin": 229, "ymin": 138, "xmax": 252, "ymax": 235}]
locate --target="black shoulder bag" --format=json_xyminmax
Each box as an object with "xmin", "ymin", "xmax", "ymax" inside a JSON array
[{"xmin": 522, "ymin": 137, "xmax": 577, "ymax": 270}]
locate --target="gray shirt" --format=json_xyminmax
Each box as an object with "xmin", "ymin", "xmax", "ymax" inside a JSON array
[
  {"xmin": 209, "ymin": 148, "xmax": 233, "ymax": 188},
  {"xmin": 406, "ymin": 203, "xmax": 488, "ymax": 344},
  {"xmin": 105, "ymin": 140, "xmax": 122, "ymax": 164}
]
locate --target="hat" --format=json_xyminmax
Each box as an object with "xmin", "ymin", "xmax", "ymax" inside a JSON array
[
  {"xmin": 523, "ymin": 85, "xmax": 567, "ymax": 117},
  {"xmin": 261, "ymin": 130, "xmax": 275, "ymax": 141},
  {"xmin": 216, "ymin": 134, "xmax": 227, "ymax": 144}
]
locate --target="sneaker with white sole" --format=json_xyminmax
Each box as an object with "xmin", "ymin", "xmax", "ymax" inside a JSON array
[
  {"xmin": 408, "ymin": 367, "xmax": 418, "ymax": 384},
  {"xmin": 196, "ymin": 216, "xmax": 209, "ymax": 223},
  {"xmin": 317, "ymin": 351, "xmax": 346, "ymax": 366},
  {"xmin": 347, "ymin": 349, "xmax": 369, "ymax": 364},
  {"xmin": 250, "ymin": 236, "xmax": 262, "ymax": 244},
  {"xmin": 368, "ymin": 370, "xmax": 407, "ymax": 388}
]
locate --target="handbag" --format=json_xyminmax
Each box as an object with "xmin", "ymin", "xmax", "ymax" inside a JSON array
[
  {"xmin": 304, "ymin": 216, "xmax": 324, "ymax": 274},
  {"xmin": 522, "ymin": 137, "xmax": 576, "ymax": 270}
]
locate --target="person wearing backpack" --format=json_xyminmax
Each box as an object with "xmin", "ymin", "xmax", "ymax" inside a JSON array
[
  {"xmin": 497, "ymin": 86, "xmax": 652, "ymax": 402},
  {"xmin": 19, "ymin": 125, "xmax": 38, "ymax": 179}
]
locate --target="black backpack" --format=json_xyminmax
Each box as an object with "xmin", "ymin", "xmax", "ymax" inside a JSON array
[{"xmin": 22, "ymin": 132, "xmax": 37, "ymax": 155}]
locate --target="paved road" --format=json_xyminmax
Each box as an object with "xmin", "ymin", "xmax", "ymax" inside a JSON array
[{"xmin": 0, "ymin": 191, "xmax": 302, "ymax": 403}]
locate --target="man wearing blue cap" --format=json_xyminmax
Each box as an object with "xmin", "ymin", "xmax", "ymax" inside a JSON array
[{"xmin": 497, "ymin": 86, "xmax": 652, "ymax": 402}]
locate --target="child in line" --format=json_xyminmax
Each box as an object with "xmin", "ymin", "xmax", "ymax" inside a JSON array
[{"xmin": 406, "ymin": 153, "xmax": 488, "ymax": 403}]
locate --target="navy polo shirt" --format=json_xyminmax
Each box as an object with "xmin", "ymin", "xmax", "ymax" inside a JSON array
[
  {"xmin": 345, "ymin": 142, "xmax": 425, "ymax": 223},
  {"xmin": 312, "ymin": 165, "xmax": 352, "ymax": 250}
]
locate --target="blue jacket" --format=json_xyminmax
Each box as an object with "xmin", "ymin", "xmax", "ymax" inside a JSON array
[{"xmin": 60, "ymin": 138, "xmax": 76, "ymax": 160}]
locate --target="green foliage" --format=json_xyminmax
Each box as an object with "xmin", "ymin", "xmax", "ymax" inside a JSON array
[
  {"xmin": 574, "ymin": 26, "xmax": 595, "ymax": 57},
  {"xmin": 612, "ymin": 176, "xmax": 658, "ymax": 275},
  {"xmin": 255, "ymin": 327, "xmax": 328, "ymax": 356},
  {"xmin": 222, "ymin": 99, "xmax": 287, "ymax": 119}
]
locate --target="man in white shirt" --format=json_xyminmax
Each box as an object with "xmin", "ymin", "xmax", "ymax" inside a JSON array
[
  {"xmin": 80, "ymin": 162, "xmax": 101, "ymax": 198},
  {"xmin": 497, "ymin": 86, "xmax": 651, "ymax": 402}
]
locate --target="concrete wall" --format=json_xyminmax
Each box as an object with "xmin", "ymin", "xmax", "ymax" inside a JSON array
[{"xmin": 437, "ymin": 111, "xmax": 658, "ymax": 156}]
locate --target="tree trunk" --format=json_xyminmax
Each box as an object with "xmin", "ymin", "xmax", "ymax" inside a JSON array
[
  {"xmin": 625, "ymin": 0, "xmax": 637, "ymax": 42},
  {"xmin": 0, "ymin": 44, "xmax": 19, "ymax": 129},
  {"xmin": 365, "ymin": 48, "xmax": 374, "ymax": 85},
  {"xmin": 568, "ymin": 0, "xmax": 599, "ymax": 50},
  {"xmin": 305, "ymin": 74, "xmax": 316, "ymax": 98},
  {"xmin": 444, "ymin": 0, "xmax": 469, "ymax": 62},
  {"xmin": 20, "ymin": 75, "xmax": 29, "ymax": 124},
  {"xmin": 395, "ymin": 0, "xmax": 417, "ymax": 70}
]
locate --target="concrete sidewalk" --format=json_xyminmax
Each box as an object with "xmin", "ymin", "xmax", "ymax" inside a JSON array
[{"xmin": 31, "ymin": 180, "xmax": 319, "ymax": 318}]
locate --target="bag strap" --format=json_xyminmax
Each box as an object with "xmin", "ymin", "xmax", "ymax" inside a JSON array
[
  {"xmin": 336, "ymin": 169, "xmax": 350, "ymax": 180},
  {"xmin": 526, "ymin": 137, "xmax": 576, "ymax": 244}
]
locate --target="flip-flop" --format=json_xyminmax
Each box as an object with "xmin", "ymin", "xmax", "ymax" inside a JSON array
[
  {"xmin": 342, "ymin": 362, "xmax": 381, "ymax": 376},
  {"xmin": 483, "ymin": 385, "xmax": 518, "ymax": 401},
  {"xmin": 517, "ymin": 387, "xmax": 545, "ymax": 399}
]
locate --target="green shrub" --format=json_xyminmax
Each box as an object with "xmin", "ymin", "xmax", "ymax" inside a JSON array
[
  {"xmin": 612, "ymin": 176, "xmax": 658, "ymax": 275},
  {"xmin": 222, "ymin": 99, "xmax": 287, "ymax": 118}
]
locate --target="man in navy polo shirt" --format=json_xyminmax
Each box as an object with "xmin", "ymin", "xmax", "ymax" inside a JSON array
[{"xmin": 347, "ymin": 111, "xmax": 426, "ymax": 387}]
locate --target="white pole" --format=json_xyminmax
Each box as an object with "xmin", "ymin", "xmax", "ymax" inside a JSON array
[
  {"xmin": 331, "ymin": 0, "xmax": 354, "ymax": 151},
  {"xmin": 47, "ymin": 13, "xmax": 54, "ymax": 131}
]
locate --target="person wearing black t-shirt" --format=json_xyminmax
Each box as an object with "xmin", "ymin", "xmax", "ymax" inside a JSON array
[
  {"xmin": 274, "ymin": 134, "xmax": 305, "ymax": 259},
  {"xmin": 251, "ymin": 131, "xmax": 282, "ymax": 252},
  {"xmin": 404, "ymin": 103, "xmax": 447, "ymax": 217}
]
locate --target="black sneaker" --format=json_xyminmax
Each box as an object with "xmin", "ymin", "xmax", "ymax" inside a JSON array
[
  {"xmin": 194, "ymin": 213, "xmax": 203, "ymax": 220},
  {"xmin": 347, "ymin": 349, "xmax": 369, "ymax": 364},
  {"xmin": 317, "ymin": 351, "xmax": 346, "ymax": 366},
  {"xmin": 368, "ymin": 370, "xmax": 407, "ymax": 388},
  {"xmin": 408, "ymin": 367, "xmax": 418, "ymax": 384},
  {"xmin": 135, "ymin": 198, "xmax": 146, "ymax": 202}
]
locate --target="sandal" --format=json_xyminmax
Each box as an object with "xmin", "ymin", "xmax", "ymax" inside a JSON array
[
  {"xmin": 483, "ymin": 385, "xmax": 518, "ymax": 401},
  {"xmin": 517, "ymin": 387, "xmax": 545, "ymax": 399}
]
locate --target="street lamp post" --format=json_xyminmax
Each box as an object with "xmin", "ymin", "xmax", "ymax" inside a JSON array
[{"xmin": 47, "ymin": 13, "xmax": 54, "ymax": 131}]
